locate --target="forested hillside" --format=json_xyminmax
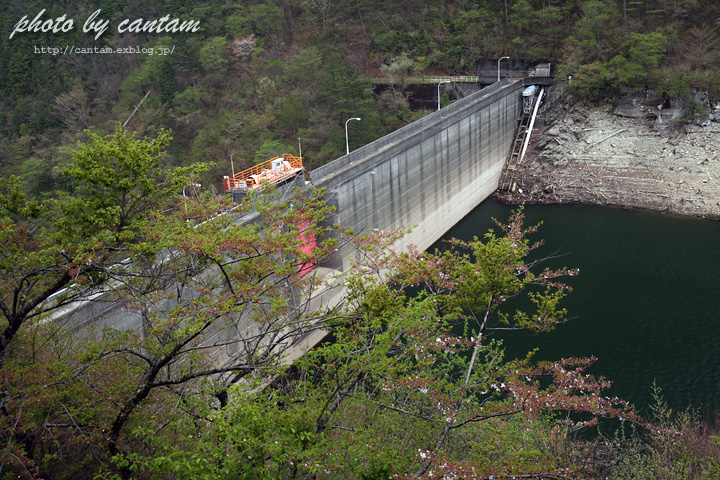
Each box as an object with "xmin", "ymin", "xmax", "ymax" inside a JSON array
[{"xmin": 1, "ymin": 0, "xmax": 719, "ymax": 194}]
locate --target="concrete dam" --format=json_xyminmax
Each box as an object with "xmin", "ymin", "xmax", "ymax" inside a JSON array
[
  {"xmin": 57, "ymin": 79, "xmax": 525, "ymax": 342},
  {"xmin": 311, "ymin": 79, "xmax": 523, "ymax": 270}
]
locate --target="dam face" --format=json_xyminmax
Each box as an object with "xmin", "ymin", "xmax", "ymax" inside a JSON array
[{"xmin": 310, "ymin": 79, "xmax": 523, "ymax": 269}]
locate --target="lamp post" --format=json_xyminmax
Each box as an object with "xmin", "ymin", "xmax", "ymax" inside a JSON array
[
  {"xmin": 183, "ymin": 183, "xmax": 201, "ymax": 198},
  {"xmin": 345, "ymin": 117, "xmax": 361, "ymax": 155},
  {"xmin": 498, "ymin": 56, "xmax": 509, "ymax": 82},
  {"xmin": 437, "ymin": 80, "xmax": 450, "ymax": 111},
  {"xmin": 183, "ymin": 183, "xmax": 201, "ymax": 220}
]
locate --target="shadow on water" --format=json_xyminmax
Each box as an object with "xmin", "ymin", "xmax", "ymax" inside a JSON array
[{"xmin": 430, "ymin": 198, "xmax": 720, "ymax": 417}]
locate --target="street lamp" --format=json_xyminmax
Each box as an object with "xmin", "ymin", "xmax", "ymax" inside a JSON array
[
  {"xmin": 498, "ymin": 56, "xmax": 509, "ymax": 82},
  {"xmin": 437, "ymin": 80, "xmax": 450, "ymax": 111},
  {"xmin": 183, "ymin": 183, "xmax": 201, "ymax": 220},
  {"xmin": 345, "ymin": 117, "xmax": 361, "ymax": 155},
  {"xmin": 183, "ymin": 183, "xmax": 201, "ymax": 198}
]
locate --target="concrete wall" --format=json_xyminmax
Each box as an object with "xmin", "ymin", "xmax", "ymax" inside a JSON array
[{"xmin": 310, "ymin": 79, "xmax": 523, "ymax": 270}]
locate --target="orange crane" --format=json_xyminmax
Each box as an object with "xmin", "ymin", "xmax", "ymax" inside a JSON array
[{"xmin": 223, "ymin": 154, "xmax": 303, "ymax": 193}]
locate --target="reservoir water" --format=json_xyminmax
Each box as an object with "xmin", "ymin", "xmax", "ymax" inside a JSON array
[{"xmin": 436, "ymin": 198, "xmax": 720, "ymax": 415}]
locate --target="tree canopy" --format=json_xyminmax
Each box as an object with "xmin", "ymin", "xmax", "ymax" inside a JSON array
[{"xmin": 0, "ymin": 128, "xmax": 649, "ymax": 478}]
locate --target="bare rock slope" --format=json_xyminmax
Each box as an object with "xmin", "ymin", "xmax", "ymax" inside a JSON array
[{"xmin": 512, "ymin": 99, "xmax": 720, "ymax": 219}]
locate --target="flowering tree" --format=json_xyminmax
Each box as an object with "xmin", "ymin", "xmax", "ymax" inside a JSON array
[
  {"xmin": 139, "ymin": 209, "xmax": 639, "ymax": 479},
  {"xmin": 0, "ymin": 126, "xmax": 205, "ymax": 367},
  {"xmin": 0, "ymin": 126, "xmax": 342, "ymax": 479},
  {"xmin": 0, "ymin": 124, "xmax": 644, "ymax": 480},
  {"xmin": 0, "ymin": 125, "xmax": 213, "ymax": 476}
]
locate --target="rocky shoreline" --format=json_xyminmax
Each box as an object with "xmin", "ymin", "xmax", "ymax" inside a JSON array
[{"xmin": 502, "ymin": 95, "xmax": 720, "ymax": 220}]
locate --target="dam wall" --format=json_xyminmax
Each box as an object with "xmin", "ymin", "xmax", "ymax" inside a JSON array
[{"xmin": 310, "ymin": 79, "xmax": 523, "ymax": 269}]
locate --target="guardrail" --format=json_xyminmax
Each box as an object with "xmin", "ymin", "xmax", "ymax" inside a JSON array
[
  {"xmin": 367, "ymin": 75, "xmax": 480, "ymax": 84},
  {"xmin": 423, "ymin": 75, "xmax": 479, "ymax": 83}
]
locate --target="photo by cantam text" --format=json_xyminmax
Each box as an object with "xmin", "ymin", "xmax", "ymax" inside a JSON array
[{"xmin": 9, "ymin": 9, "xmax": 200, "ymax": 40}]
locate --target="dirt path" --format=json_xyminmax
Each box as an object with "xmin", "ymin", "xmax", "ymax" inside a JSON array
[{"xmin": 506, "ymin": 99, "xmax": 720, "ymax": 219}]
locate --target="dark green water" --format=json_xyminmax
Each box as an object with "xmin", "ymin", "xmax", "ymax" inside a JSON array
[{"xmin": 436, "ymin": 199, "xmax": 720, "ymax": 415}]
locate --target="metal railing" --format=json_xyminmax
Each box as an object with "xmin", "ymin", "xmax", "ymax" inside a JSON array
[
  {"xmin": 424, "ymin": 75, "xmax": 479, "ymax": 83},
  {"xmin": 223, "ymin": 154, "xmax": 303, "ymax": 192},
  {"xmin": 368, "ymin": 75, "xmax": 480, "ymax": 84}
]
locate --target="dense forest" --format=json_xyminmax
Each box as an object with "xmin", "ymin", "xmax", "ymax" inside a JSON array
[
  {"xmin": 3, "ymin": 1, "xmax": 720, "ymax": 478},
  {"xmin": 1, "ymin": 0, "xmax": 720, "ymax": 195}
]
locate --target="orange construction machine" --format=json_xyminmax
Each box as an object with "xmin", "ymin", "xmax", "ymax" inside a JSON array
[{"xmin": 223, "ymin": 154, "xmax": 303, "ymax": 193}]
